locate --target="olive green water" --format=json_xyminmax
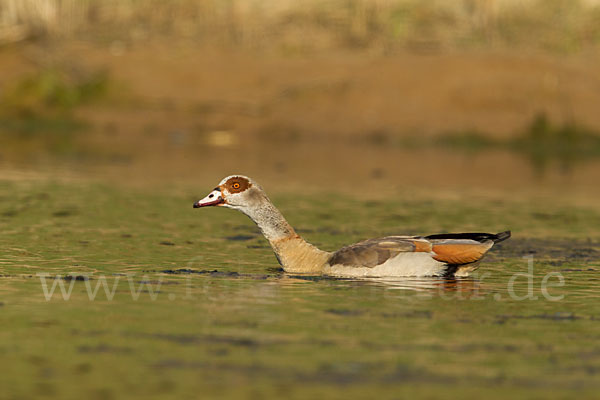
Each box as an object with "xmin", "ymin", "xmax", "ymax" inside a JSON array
[{"xmin": 1, "ymin": 179, "xmax": 599, "ymax": 400}]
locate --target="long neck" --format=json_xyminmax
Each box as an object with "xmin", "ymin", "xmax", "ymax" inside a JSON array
[
  {"xmin": 242, "ymin": 199, "xmax": 296, "ymax": 242},
  {"xmin": 241, "ymin": 198, "xmax": 331, "ymax": 274}
]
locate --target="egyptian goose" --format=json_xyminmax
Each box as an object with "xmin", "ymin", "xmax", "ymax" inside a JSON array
[{"xmin": 193, "ymin": 175, "xmax": 510, "ymax": 277}]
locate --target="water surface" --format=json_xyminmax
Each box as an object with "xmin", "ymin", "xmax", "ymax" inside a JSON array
[{"xmin": 1, "ymin": 180, "xmax": 599, "ymax": 399}]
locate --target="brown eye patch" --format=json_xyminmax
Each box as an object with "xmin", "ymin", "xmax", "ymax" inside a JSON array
[{"xmin": 224, "ymin": 177, "xmax": 251, "ymax": 193}]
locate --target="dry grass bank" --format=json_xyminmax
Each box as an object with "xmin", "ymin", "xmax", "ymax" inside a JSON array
[{"xmin": 1, "ymin": 0, "xmax": 600, "ymax": 53}]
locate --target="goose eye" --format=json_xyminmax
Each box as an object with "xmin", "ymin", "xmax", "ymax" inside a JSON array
[{"xmin": 232, "ymin": 183, "xmax": 240, "ymax": 189}]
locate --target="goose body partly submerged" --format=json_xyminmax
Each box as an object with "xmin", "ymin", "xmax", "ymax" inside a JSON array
[{"xmin": 193, "ymin": 175, "xmax": 510, "ymax": 277}]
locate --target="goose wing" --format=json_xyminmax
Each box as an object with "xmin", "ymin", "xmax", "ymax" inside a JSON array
[
  {"xmin": 328, "ymin": 236, "xmax": 430, "ymax": 268},
  {"xmin": 328, "ymin": 231, "xmax": 510, "ymax": 268}
]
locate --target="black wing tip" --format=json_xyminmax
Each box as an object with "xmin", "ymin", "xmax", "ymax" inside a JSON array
[
  {"xmin": 493, "ymin": 231, "xmax": 511, "ymax": 243},
  {"xmin": 425, "ymin": 231, "xmax": 512, "ymax": 243}
]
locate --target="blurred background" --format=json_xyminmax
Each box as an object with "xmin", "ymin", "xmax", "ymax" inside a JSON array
[
  {"xmin": 2, "ymin": 3, "xmax": 600, "ymax": 399},
  {"xmin": 1, "ymin": 0, "xmax": 600, "ymax": 199}
]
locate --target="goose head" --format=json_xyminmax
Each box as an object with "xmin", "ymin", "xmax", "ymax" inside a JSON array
[
  {"xmin": 194, "ymin": 175, "xmax": 299, "ymax": 243},
  {"xmin": 193, "ymin": 175, "xmax": 264, "ymax": 214}
]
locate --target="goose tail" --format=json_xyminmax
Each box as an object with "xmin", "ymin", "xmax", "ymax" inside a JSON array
[{"xmin": 493, "ymin": 231, "xmax": 511, "ymax": 243}]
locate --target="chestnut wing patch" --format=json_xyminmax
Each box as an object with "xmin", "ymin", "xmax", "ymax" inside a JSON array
[
  {"xmin": 328, "ymin": 236, "xmax": 430, "ymax": 268},
  {"xmin": 430, "ymin": 240, "xmax": 493, "ymax": 264},
  {"xmin": 328, "ymin": 236, "xmax": 495, "ymax": 267}
]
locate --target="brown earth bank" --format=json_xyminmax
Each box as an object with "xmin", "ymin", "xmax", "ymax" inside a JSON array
[
  {"xmin": 84, "ymin": 43, "xmax": 600, "ymax": 138},
  {"xmin": 2, "ymin": 41, "xmax": 600, "ymax": 139}
]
